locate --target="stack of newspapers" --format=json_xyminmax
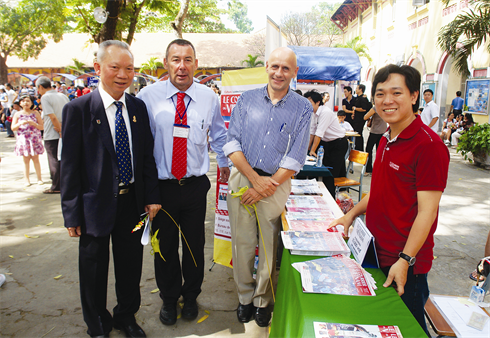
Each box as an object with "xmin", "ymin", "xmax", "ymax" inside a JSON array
[{"xmin": 290, "ymin": 179, "xmax": 323, "ymax": 195}]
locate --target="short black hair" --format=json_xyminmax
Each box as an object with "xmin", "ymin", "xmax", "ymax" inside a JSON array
[
  {"xmin": 166, "ymin": 39, "xmax": 196, "ymax": 60},
  {"xmin": 423, "ymin": 89, "xmax": 433, "ymax": 96},
  {"xmin": 357, "ymin": 84, "xmax": 366, "ymax": 94},
  {"xmin": 372, "ymin": 64, "xmax": 421, "ymax": 113},
  {"xmin": 344, "ymin": 86, "xmax": 352, "ymax": 94},
  {"xmin": 294, "ymin": 89, "xmax": 303, "ymax": 96},
  {"xmin": 456, "ymin": 91, "xmax": 462, "ymax": 97},
  {"xmin": 337, "ymin": 110, "xmax": 346, "ymax": 117},
  {"xmin": 304, "ymin": 90, "xmax": 323, "ymax": 106}
]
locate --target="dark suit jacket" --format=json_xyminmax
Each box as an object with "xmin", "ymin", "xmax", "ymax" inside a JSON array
[{"xmin": 60, "ymin": 89, "xmax": 160, "ymax": 237}]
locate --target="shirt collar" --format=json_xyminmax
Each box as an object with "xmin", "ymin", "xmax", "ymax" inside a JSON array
[
  {"xmin": 383, "ymin": 115, "xmax": 423, "ymax": 143},
  {"xmin": 166, "ymin": 80, "xmax": 196, "ymax": 102},
  {"xmin": 98, "ymin": 86, "xmax": 127, "ymax": 110},
  {"xmin": 262, "ymin": 85, "xmax": 292, "ymax": 107}
]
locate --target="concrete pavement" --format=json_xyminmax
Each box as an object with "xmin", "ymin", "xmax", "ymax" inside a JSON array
[{"xmin": 0, "ymin": 131, "xmax": 489, "ymax": 337}]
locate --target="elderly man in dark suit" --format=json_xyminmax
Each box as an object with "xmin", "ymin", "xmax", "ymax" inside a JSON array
[{"xmin": 60, "ymin": 40, "xmax": 161, "ymax": 338}]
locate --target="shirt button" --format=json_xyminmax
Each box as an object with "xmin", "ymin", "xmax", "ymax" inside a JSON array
[
  {"xmin": 260, "ymin": 159, "xmax": 262, "ymax": 162},
  {"xmin": 114, "ymin": 193, "xmax": 117, "ymax": 198},
  {"xmin": 267, "ymin": 131, "xmax": 270, "ymax": 135},
  {"xmin": 387, "ymin": 147, "xmax": 390, "ymax": 150},
  {"xmin": 270, "ymin": 118, "xmax": 273, "ymax": 121},
  {"xmin": 263, "ymin": 145, "xmax": 266, "ymax": 148}
]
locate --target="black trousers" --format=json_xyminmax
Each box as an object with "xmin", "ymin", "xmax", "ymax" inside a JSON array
[
  {"xmin": 153, "ymin": 175, "xmax": 210, "ymax": 304},
  {"xmin": 79, "ymin": 187, "xmax": 142, "ymax": 337},
  {"xmin": 365, "ymin": 133, "xmax": 383, "ymax": 173},
  {"xmin": 352, "ymin": 123, "xmax": 365, "ymax": 151},
  {"xmin": 44, "ymin": 139, "xmax": 60, "ymax": 190},
  {"xmin": 320, "ymin": 137, "xmax": 349, "ymax": 178}
]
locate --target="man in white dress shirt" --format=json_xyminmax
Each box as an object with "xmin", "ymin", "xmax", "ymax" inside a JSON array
[
  {"xmin": 137, "ymin": 39, "xmax": 229, "ymax": 326},
  {"xmin": 421, "ymin": 89, "xmax": 439, "ymax": 133}
]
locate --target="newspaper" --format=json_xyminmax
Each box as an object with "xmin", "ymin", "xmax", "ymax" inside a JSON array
[
  {"xmin": 286, "ymin": 195, "xmax": 328, "ymax": 213},
  {"xmin": 314, "ymin": 322, "xmax": 403, "ymax": 338},
  {"xmin": 281, "ymin": 231, "xmax": 350, "ymax": 256},
  {"xmin": 290, "ymin": 179, "xmax": 323, "ymax": 195},
  {"xmin": 293, "ymin": 255, "xmax": 376, "ymax": 296}
]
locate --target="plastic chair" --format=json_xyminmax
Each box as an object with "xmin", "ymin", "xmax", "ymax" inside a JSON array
[{"xmin": 334, "ymin": 150, "xmax": 369, "ymax": 202}]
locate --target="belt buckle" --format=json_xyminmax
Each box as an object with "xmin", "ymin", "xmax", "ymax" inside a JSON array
[{"xmin": 178, "ymin": 178, "xmax": 185, "ymax": 186}]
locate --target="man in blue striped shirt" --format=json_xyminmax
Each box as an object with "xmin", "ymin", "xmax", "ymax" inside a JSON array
[{"xmin": 223, "ymin": 47, "xmax": 312, "ymax": 327}]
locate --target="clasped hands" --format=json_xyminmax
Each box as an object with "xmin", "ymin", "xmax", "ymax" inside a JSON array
[{"xmin": 241, "ymin": 176, "xmax": 279, "ymax": 206}]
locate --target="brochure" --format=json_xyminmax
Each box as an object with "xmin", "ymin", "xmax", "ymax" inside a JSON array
[
  {"xmin": 290, "ymin": 179, "xmax": 323, "ymax": 195},
  {"xmin": 313, "ymin": 322, "xmax": 403, "ymax": 338},
  {"xmin": 286, "ymin": 195, "xmax": 328, "ymax": 213},
  {"xmin": 281, "ymin": 231, "xmax": 350, "ymax": 256}
]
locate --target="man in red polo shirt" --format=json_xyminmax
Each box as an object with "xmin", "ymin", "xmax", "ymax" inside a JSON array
[{"xmin": 330, "ymin": 65, "xmax": 449, "ymax": 336}]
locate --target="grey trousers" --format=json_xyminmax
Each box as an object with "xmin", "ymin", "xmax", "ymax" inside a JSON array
[{"xmin": 227, "ymin": 167, "xmax": 291, "ymax": 308}]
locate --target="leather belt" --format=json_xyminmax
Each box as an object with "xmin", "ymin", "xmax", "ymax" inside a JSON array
[
  {"xmin": 118, "ymin": 183, "xmax": 133, "ymax": 195},
  {"xmin": 253, "ymin": 168, "xmax": 272, "ymax": 177},
  {"xmin": 166, "ymin": 175, "xmax": 201, "ymax": 186}
]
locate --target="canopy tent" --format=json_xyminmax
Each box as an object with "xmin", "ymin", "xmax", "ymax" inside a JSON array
[
  {"xmin": 8, "ymin": 72, "xmax": 39, "ymax": 82},
  {"xmin": 55, "ymin": 73, "xmax": 78, "ymax": 82},
  {"xmin": 289, "ymin": 46, "xmax": 361, "ymax": 82}
]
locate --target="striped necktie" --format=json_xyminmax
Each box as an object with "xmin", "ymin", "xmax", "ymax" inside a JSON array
[{"xmin": 114, "ymin": 101, "xmax": 133, "ymax": 185}]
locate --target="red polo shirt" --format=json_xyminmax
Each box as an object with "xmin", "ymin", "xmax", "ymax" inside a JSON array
[{"xmin": 366, "ymin": 116, "xmax": 449, "ymax": 274}]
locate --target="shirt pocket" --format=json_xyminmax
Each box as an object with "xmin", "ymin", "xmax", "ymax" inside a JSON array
[
  {"xmin": 272, "ymin": 129, "xmax": 292, "ymax": 154},
  {"xmin": 188, "ymin": 116, "xmax": 209, "ymax": 146}
]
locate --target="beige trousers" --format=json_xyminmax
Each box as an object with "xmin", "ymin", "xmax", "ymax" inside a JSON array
[{"xmin": 227, "ymin": 167, "xmax": 291, "ymax": 308}]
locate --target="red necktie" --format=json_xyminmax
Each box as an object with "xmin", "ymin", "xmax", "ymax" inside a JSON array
[{"xmin": 171, "ymin": 92, "xmax": 187, "ymax": 180}]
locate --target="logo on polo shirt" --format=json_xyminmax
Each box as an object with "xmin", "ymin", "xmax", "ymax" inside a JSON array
[{"xmin": 389, "ymin": 161, "xmax": 399, "ymax": 171}]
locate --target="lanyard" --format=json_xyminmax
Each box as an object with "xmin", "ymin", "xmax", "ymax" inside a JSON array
[{"xmin": 171, "ymin": 94, "xmax": 191, "ymax": 125}]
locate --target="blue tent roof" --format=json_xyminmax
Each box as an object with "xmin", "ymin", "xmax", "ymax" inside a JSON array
[
  {"xmin": 8, "ymin": 72, "xmax": 39, "ymax": 81},
  {"xmin": 289, "ymin": 46, "xmax": 361, "ymax": 82}
]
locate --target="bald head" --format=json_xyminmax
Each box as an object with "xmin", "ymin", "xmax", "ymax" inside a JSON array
[{"xmin": 266, "ymin": 47, "xmax": 299, "ymax": 99}]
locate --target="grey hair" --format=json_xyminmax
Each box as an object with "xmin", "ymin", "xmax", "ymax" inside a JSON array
[
  {"xmin": 36, "ymin": 76, "xmax": 52, "ymax": 89},
  {"xmin": 97, "ymin": 40, "xmax": 133, "ymax": 63}
]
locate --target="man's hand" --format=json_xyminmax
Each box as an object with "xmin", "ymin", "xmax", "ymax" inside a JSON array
[
  {"xmin": 328, "ymin": 214, "xmax": 355, "ymax": 237},
  {"xmin": 145, "ymin": 204, "xmax": 161, "ymax": 221},
  {"xmin": 309, "ymin": 150, "xmax": 317, "ymax": 157},
  {"xmin": 67, "ymin": 226, "xmax": 81, "ymax": 237},
  {"xmin": 251, "ymin": 176, "xmax": 279, "ymax": 198},
  {"xmin": 383, "ymin": 259, "xmax": 409, "ymax": 296},
  {"xmin": 218, "ymin": 166, "xmax": 230, "ymax": 183},
  {"xmin": 240, "ymin": 188, "xmax": 263, "ymax": 205}
]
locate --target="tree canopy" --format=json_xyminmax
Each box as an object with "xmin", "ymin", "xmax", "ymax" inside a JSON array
[
  {"xmin": 227, "ymin": 0, "xmax": 253, "ymax": 33},
  {"xmin": 0, "ymin": 0, "xmax": 66, "ymax": 83}
]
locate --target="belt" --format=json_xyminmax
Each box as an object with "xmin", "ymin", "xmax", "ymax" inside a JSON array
[
  {"xmin": 118, "ymin": 183, "xmax": 133, "ymax": 195},
  {"xmin": 253, "ymin": 168, "xmax": 272, "ymax": 177},
  {"xmin": 166, "ymin": 175, "xmax": 202, "ymax": 186}
]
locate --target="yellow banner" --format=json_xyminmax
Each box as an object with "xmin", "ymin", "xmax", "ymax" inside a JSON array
[{"xmin": 222, "ymin": 67, "xmax": 268, "ymax": 87}]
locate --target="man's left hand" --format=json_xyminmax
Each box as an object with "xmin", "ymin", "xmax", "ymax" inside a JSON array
[
  {"xmin": 218, "ymin": 167, "xmax": 230, "ymax": 183},
  {"xmin": 145, "ymin": 204, "xmax": 161, "ymax": 221},
  {"xmin": 241, "ymin": 188, "xmax": 263, "ymax": 205},
  {"xmin": 383, "ymin": 258, "xmax": 409, "ymax": 296}
]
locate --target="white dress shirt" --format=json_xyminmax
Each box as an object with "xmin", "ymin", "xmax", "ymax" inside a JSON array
[
  {"xmin": 311, "ymin": 105, "xmax": 345, "ymax": 142},
  {"xmin": 421, "ymin": 100, "xmax": 439, "ymax": 133},
  {"xmin": 138, "ymin": 80, "xmax": 228, "ymax": 180},
  {"xmin": 98, "ymin": 87, "xmax": 134, "ymax": 183}
]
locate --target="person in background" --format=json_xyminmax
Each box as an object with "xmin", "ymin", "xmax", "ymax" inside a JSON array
[
  {"xmin": 439, "ymin": 112, "xmax": 456, "ymax": 145},
  {"xmin": 363, "ymin": 106, "xmax": 387, "ymax": 176},
  {"xmin": 27, "ymin": 82, "xmax": 37, "ymax": 97},
  {"xmin": 76, "ymin": 86, "xmax": 82, "ymax": 98},
  {"xmin": 329, "ymin": 65, "xmax": 450, "ymax": 336},
  {"xmin": 0, "ymin": 86, "xmax": 8, "ymax": 131},
  {"xmin": 351, "ymin": 84, "xmax": 372, "ymax": 151},
  {"xmin": 337, "ymin": 110, "xmax": 353, "ymax": 132},
  {"xmin": 5, "ymin": 83, "xmax": 18, "ymax": 137},
  {"xmin": 451, "ymin": 113, "xmax": 474, "ymax": 148},
  {"xmin": 417, "ymin": 107, "xmax": 423, "ymax": 115},
  {"xmin": 342, "ymin": 86, "xmax": 355, "ymax": 128},
  {"xmin": 294, "ymin": 89, "xmax": 303, "ymax": 96},
  {"xmin": 421, "ymin": 89, "xmax": 439, "ymax": 133},
  {"xmin": 11, "ymin": 95, "xmax": 44, "ymax": 186},
  {"xmin": 322, "ymin": 92, "xmax": 330, "ymax": 104},
  {"xmin": 450, "ymin": 91, "xmax": 464, "ymax": 118}
]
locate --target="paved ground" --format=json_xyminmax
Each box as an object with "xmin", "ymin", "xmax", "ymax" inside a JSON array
[{"xmin": 0, "ymin": 131, "xmax": 489, "ymax": 338}]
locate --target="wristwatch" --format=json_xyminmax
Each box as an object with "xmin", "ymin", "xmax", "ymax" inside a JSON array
[{"xmin": 399, "ymin": 252, "xmax": 416, "ymax": 266}]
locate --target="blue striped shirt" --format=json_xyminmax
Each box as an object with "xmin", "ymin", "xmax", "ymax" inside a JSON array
[{"xmin": 223, "ymin": 85, "xmax": 312, "ymax": 174}]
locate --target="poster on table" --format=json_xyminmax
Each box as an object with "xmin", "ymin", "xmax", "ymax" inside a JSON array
[
  {"xmin": 465, "ymin": 79, "xmax": 490, "ymax": 115},
  {"xmin": 213, "ymin": 67, "xmax": 268, "ymax": 268}
]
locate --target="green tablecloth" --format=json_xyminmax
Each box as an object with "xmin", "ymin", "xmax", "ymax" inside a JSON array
[{"xmin": 270, "ymin": 249, "xmax": 427, "ymax": 338}]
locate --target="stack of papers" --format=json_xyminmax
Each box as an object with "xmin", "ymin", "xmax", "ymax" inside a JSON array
[
  {"xmin": 290, "ymin": 179, "xmax": 323, "ymax": 195},
  {"xmin": 292, "ymin": 255, "xmax": 377, "ymax": 296},
  {"xmin": 282, "ymin": 231, "xmax": 350, "ymax": 256},
  {"xmin": 314, "ymin": 322, "xmax": 403, "ymax": 338}
]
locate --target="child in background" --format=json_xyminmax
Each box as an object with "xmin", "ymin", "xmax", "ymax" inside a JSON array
[{"xmin": 337, "ymin": 110, "xmax": 353, "ymax": 131}]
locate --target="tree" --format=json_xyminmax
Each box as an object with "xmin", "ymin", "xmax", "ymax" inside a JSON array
[
  {"xmin": 68, "ymin": 0, "xmax": 229, "ymax": 44},
  {"xmin": 335, "ymin": 37, "xmax": 372, "ymax": 63},
  {"xmin": 139, "ymin": 56, "xmax": 163, "ymax": 77},
  {"xmin": 0, "ymin": 0, "xmax": 66, "ymax": 84},
  {"xmin": 437, "ymin": 0, "xmax": 490, "ymax": 77},
  {"xmin": 241, "ymin": 54, "xmax": 264, "ymax": 68},
  {"xmin": 313, "ymin": 2, "xmax": 342, "ymax": 47},
  {"xmin": 243, "ymin": 31, "xmax": 266, "ymax": 58},
  {"xmin": 227, "ymin": 0, "xmax": 253, "ymax": 33},
  {"xmin": 65, "ymin": 58, "xmax": 89, "ymax": 76}
]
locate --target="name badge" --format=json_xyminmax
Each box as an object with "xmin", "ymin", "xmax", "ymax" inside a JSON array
[{"xmin": 173, "ymin": 125, "xmax": 190, "ymax": 139}]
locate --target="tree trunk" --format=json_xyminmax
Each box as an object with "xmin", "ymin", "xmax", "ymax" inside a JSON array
[
  {"xmin": 126, "ymin": 0, "xmax": 146, "ymax": 46},
  {"xmin": 0, "ymin": 53, "xmax": 8, "ymax": 85},
  {"xmin": 95, "ymin": 0, "xmax": 124, "ymax": 44},
  {"xmin": 170, "ymin": 0, "xmax": 190, "ymax": 39}
]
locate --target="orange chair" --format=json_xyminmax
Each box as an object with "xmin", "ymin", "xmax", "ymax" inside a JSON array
[{"xmin": 334, "ymin": 150, "xmax": 369, "ymax": 202}]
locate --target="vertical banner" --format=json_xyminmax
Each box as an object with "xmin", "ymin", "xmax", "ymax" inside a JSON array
[{"xmin": 213, "ymin": 68, "xmax": 268, "ymax": 269}]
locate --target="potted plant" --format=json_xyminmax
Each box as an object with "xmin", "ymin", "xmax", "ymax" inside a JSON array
[{"xmin": 457, "ymin": 123, "xmax": 490, "ymax": 169}]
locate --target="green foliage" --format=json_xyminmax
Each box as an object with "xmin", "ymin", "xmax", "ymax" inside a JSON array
[
  {"xmin": 139, "ymin": 56, "xmax": 163, "ymax": 77},
  {"xmin": 65, "ymin": 58, "xmax": 89, "ymax": 75},
  {"xmin": 241, "ymin": 54, "xmax": 264, "ymax": 68},
  {"xmin": 227, "ymin": 0, "xmax": 253, "ymax": 33},
  {"xmin": 457, "ymin": 123, "xmax": 490, "ymax": 161},
  {"xmin": 335, "ymin": 36, "xmax": 372, "ymax": 63},
  {"xmin": 437, "ymin": 0, "xmax": 490, "ymax": 77}
]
